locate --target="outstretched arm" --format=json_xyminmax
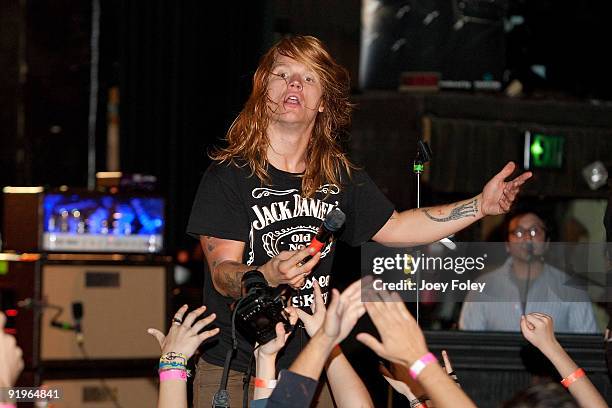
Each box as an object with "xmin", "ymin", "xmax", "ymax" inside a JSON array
[
  {"xmin": 520, "ymin": 313, "xmax": 607, "ymax": 408},
  {"xmin": 297, "ymin": 281, "xmax": 373, "ymax": 408},
  {"xmin": 266, "ymin": 280, "xmax": 367, "ymax": 408},
  {"xmin": 373, "ymin": 162, "xmax": 531, "ymax": 244},
  {"xmin": 253, "ymin": 309, "xmax": 298, "ymax": 401},
  {"xmin": 356, "ymin": 289, "xmax": 477, "ymax": 408},
  {"xmin": 148, "ymin": 305, "xmax": 219, "ymax": 408}
]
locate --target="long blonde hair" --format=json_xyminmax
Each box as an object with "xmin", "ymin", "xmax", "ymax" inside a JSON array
[{"xmin": 211, "ymin": 35, "xmax": 354, "ymax": 197}]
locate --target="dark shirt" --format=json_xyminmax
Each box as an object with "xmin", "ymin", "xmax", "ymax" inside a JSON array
[{"xmin": 187, "ymin": 161, "xmax": 394, "ymax": 372}]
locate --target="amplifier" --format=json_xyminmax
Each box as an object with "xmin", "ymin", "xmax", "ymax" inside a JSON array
[
  {"xmin": 40, "ymin": 261, "xmax": 168, "ymax": 360},
  {"xmin": 2, "ymin": 187, "xmax": 165, "ymax": 254},
  {"xmin": 0, "ymin": 254, "xmax": 171, "ymax": 368}
]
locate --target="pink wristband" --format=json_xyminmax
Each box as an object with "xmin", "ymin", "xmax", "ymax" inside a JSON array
[
  {"xmin": 159, "ymin": 369, "xmax": 187, "ymax": 382},
  {"xmin": 0, "ymin": 404, "xmax": 17, "ymax": 408},
  {"xmin": 409, "ymin": 352, "xmax": 437, "ymax": 380}
]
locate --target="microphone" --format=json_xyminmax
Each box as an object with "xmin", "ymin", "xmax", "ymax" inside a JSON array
[
  {"xmin": 299, "ymin": 207, "xmax": 346, "ymax": 265},
  {"xmin": 524, "ymin": 240, "xmax": 534, "ymax": 262},
  {"xmin": 72, "ymin": 302, "xmax": 84, "ymax": 345}
]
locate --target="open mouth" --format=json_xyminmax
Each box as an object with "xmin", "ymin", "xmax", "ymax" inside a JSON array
[{"xmin": 284, "ymin": 95, "xmax": 301, "ymax": 105}]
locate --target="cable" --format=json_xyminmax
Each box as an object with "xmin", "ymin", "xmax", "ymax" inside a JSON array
[
  {"xmin": 87, "ymin": 0, "xmax": 100, "ymax": 190},
  {"xmin": 212, "ymin": 297, "xmax": 245, "ymax": 408}
]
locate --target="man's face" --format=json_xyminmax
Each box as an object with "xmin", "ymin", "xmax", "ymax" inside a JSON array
[
  {"xmin": 266, "ymin": 55, "xmax": 324, "ymax": 127},
  {"xmin": 507, "ymin": 213, "xmax": 548, "ymax": 261}
]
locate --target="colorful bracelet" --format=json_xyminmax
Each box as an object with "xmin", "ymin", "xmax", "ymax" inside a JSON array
[
  {"xmin": 409, "ymin": 352, "xmax": 437, "ymax": 380},
  {"xmin": 159, "ymin": 361, "xmax": 187, "ymax": 371},
  {"xmin": 254, "ymin": 377, "xmax": 278, "ymax": 389},
  {"xmin": 561, "ymin": 368, "xmax": 586, "ymax": 388},
  {"xmin": 409, "ymin": 398, "xmax": 428, "ymax": 408},
  {"xmin": 160, "ymin": 352, "xmax": 187, "ymax": 365},
  {"xmin": 160, "ymin": 369, "xmax": 188, "ymax": 382}
]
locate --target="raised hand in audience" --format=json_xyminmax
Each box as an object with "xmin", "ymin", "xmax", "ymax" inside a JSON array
[
  {"xmin": 148, "ymin": 304, "xmax": 218, "ymax": 358},
  {"xmin": 520, "ymin": 313, "xmax": 607, "ymax": 408},
  {"xmin": 317, "ymin": 278, "xmax": 366, "ymax": 345},
  {"xmin": 295, "ymin": 280, "xmax": 374, "ymax": 408},
  {"xmin": 356, "ymin": 288, "xmax": 476, "ymax": 408},
  {"xmin": 0, "ymin": 312, "xmax": 24, "ymax": 388},
  {"xmin": 253, "ymin": 308, "xmax": 298, "ymax": 401},
  {"xmin": 148, "ymin": 305, "xmax": 219, "ymax": 408}
]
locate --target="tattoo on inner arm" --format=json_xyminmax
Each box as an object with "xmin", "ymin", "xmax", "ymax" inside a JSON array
[
  {"xmin": 217, "ymin": 261, "xmax": 245, "ymax": 297},
  {"xmin": 423, "ymin": 199, "xmax": 478, "ymax": 222}
]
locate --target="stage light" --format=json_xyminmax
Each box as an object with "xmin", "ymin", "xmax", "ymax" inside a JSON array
[{"xmin": 582, "ymin": 161, "xmax": 608, "ymax": 190}]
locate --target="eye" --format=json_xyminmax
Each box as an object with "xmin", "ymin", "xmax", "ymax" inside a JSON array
[
  {"xmin": 274, "ymin": 71, "xmax": 288, "ymax": 79},
  {"xmin": 305, "ymin": 75, "xmax": 315, "ymax": 83}
]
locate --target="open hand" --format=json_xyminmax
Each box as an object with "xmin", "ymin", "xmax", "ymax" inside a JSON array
[
  {"xmin": 357, "ymin": 289, "xmax": 429, "ymax": 368},
  {"xmin": 481, "ymin": 162, "xmax": 532, "ymax": 215},
  {"xmin": 296, "ymin": 280, "xmax": 326, "ymax": 337},
  {"xmin": 319, "ymin": 278, "xmax": 366, "ymax": 345},
  {"xmin": 147, "ymin": 305, "xmax": 219, "ymax": 358}
]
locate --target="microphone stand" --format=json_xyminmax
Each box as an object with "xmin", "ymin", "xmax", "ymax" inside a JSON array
[
  {"xmin": 412, "ymin": 140, "xmax": 431, "ymax": 323},
  {"xmin": 413, "ymin": 158, "xmax": 423, "ymax": 323},
  {"xmin": 521, "ymin": 239, "xmax": 534, "ymax": 316}
]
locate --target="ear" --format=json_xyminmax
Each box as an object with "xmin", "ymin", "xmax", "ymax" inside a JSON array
[{"xmin": 318, "ymin": 102, "xmax": 324, "ymax": 113}]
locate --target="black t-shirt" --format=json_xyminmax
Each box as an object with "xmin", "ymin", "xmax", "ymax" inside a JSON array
[{"xmin": 186, "ymin": 161, "xmax": 394, "ymax": 372}]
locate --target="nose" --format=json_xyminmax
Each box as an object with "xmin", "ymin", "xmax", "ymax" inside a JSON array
[{"xmin": 288, "ymin": 74, "xmax": 303, "ymax": 90}]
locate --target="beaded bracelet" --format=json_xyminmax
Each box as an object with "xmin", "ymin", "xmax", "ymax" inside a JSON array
[
  {"xmin": 160, "ymin": 351, "xmax": 187, "ymax": 365},
  {"xmin": 561, "ymin": 368, "xmax": 586, "ymax": 388}
]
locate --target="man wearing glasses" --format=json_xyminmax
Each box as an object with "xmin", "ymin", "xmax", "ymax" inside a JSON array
[{"xmin": 459, "ymin": 208, "xmax": 598, "ymax": 333}]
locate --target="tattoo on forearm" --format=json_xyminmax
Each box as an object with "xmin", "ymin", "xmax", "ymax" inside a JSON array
[
  {"xmin": 422, "ymin": 199, "xmax": 478, "ymax": 222},
  {"xmin": 216, "ymin": 261, "xmax": 245, "ymax": 298}
]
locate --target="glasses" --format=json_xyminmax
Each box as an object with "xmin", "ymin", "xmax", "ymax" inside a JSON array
[{"xmin": 510, "ymin": 225, "xmax": 547, "ymax": 239}]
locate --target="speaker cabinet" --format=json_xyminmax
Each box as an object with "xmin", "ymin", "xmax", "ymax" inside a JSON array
[
  {"xmin": 40, "ymin": 263, "xmax": 167, "ymax": 360},
  {"xmin": 41, "ymin": 377, "xmax": 158, "ymax": 408}
]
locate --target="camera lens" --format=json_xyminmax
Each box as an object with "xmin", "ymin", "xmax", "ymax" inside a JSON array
[{"xmin": 242, "ymin": 270, "xmax": 267, "ymax": 296}]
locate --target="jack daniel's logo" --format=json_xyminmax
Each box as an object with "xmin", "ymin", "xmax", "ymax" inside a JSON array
[{"xmin": 251, "ymin": 194, "xmax": 338, "ymax": 230}]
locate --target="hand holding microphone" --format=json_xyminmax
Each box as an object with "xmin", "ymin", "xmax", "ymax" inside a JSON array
[
  {"xmin": 258, "ymin": 208, "xmax": 346, "ymax": 289},
  {"xmin": 298, "ymin": 207, "xmax": 346, "ymax": 266}
]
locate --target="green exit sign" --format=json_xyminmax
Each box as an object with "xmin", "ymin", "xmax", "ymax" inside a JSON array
[{"xmin": 524, "ymin": 131, "xmax": 565, "ymax": 169}]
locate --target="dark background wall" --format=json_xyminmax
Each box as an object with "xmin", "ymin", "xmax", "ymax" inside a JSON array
[{"xmin": 1, "ymin": 0, "xmax": 612, "ymax": 252}]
